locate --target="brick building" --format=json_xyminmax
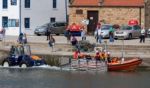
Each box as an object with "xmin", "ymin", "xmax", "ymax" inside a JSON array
[
  {"xmin": 145, "ymin": 0, "xmax": 150, "ymax": 29},
  {"xmin": 69, "ymin": 0, "xmax": 144, "ymax": 33}
]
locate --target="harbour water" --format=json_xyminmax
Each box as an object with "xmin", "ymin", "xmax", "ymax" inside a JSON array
[{"xmin": 0, "ymin": 66, "xmax": 150, "ymax": 88}]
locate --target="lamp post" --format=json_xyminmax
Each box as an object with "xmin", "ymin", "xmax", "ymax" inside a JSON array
[
  {"xmin": 19, "ymin": 0, "xmax": 22, "ymax": 34},
  {"xmin": 120, "ymin": 36, "xmax": 124, "ymax": 64}
]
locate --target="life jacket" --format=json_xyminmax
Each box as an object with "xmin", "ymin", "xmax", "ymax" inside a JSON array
[
  {"xmin": 104, "ymin": 52, "xmax": 108, "ymax": 58},
  {"xmin": 111, "ymin": 57, "xmax": 119, "ymax": 63},
  {"xmin": 78, "ymin": 53, "xmax": 84, "ymax": 59},
  {"xmin": 69, "ymin": 24, "xmax": 80, "ymax": 32},
  {"xmin": 100, "ymin": 53, "xmax": 105, "ymax": 59},
  {"xmin": 95, "ymin": 52, "xmax": 100, "ymax": 59},
  {"xmin": 73, "ymin": 51, "xmax": 79, "ymax": 59}
]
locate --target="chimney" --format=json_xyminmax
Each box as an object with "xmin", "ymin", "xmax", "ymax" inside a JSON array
[
  {"xmin": 69, "ymin": 0, "xmax": 74, "ymax": 5},
  {"xmin": 99, "ymin": 0, "xmax": 104, "ymax": 6}
]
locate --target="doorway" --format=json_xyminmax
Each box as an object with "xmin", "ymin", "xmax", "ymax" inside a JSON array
[{"xmin": 87, "ymin": 11, "xmax": 98, "ymax": 34}]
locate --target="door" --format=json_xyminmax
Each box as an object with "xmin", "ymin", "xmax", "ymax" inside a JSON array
[{"xmin": 87, "ymin": 11, "xmax": 98, "ymax": 34}]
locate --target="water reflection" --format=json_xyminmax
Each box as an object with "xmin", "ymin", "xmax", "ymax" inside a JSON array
[{"xmin": 0, "ymin": 68, "xmax": 150, "ymax": 88}]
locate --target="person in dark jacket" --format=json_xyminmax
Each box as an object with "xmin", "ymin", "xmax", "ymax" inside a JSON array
[
  {"xmin": 18, "ymin": 33, "xmax": 23, "ymax": 44},
  {"xmin": 46, "ymin": 27, "xmax": 51, "ymax": 40},
  {"xmin": 71, "ymin": 36, "xmax": 78, "ymax": 46}
]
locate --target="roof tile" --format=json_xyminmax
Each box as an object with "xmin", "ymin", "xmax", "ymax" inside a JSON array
[{"xmin": 71, "ymin": 0, "xmax": 144, "ymax": 7}]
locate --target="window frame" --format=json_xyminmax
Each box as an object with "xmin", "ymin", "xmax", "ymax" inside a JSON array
[
  {"xmin": 3, "ymin": 0, "xmax": 8, "ymax": 9},
  {"xmin": 11, "ymin": 0, "xmax": 17, "ymax": 5},
  {"xmin": 25, "ymin": 0, "xmax": 30, "ymax": 8},
  {"xmin": 2, "ymin": 16, "xmax": 8, "ymax": 28},
  {"xmin": 53, "ymin": 0, "xmax": 57, "ymax": 8},
  {"xmin": 24, "ymin": 18, "xmax": 30, "ymax": 28},
  {"xmin": 50, "ymin": 17, "xmax": 56, "ymax": 22}
]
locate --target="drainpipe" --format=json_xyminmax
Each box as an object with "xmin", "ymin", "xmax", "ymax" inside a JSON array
[
  {"xmin": 144, "ymin": 0, "xmax": 148, "ymax": 29},
  {"xmin": 65, "ymin": 0, "xmax": 68, "ymax": 23},
  {"xmin": 19, "ymin": 0, "xmax": 22, "ymax": 34},
  {"xmin": 139, "ymin": 7, "xmax": 141, "ymax": 27}
]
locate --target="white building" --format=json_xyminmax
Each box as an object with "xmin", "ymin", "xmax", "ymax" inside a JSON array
[{"xmin": 0, "ymin": 0, "xmax": 69, "ymax": 35}]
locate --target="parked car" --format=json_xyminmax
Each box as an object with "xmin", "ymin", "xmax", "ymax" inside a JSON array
[
  {"xmin": 50, "ymin": 22, "xmax": 66, "ymax": 35},
  {"xmin": 2, "ymin": 44, "xmax": 46, "ymax": 68},
  {"xmin": 94, "ymin": 24, "xmax": 113, "ymax": 38},
  {"xmin": 34, "ymin": 23, "xmax": 50, "ymax": 36},
  {"xmin": 34, "ymin": 22, "xmax": 66, "ymax": 36},
  {"xmin": 147, "ymin": 28, "xmax": 150, "ymax": 38},
  {"xmin": 114, "ymin": 25, "xmax": 141, "ymax": 39}
]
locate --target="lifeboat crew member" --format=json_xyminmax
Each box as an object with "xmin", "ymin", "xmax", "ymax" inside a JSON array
[
  {"xmin": 107, "ymin": 52, "xmax": 111, "ymax": 63},
  {"xmin": 111, "ymin": 57, "xmax": 119, "ymax": 63},
  {"xmin": 100, "ymin": 51, "xmax": 105, "ymax": 61},
  {"xmin": 85, "ymin": 54, "xmax": 92, "ymax": 65},
  {"xmin": 95, "ymin": 51, "xmax": 100, "ymax": 64},
  {"xmin": 73, "ymin": 50, "xmax": 80, "ymax": 60},
  {"xmin": 78, "ymin": 52, "xmax": 85, "ymax": 59}
]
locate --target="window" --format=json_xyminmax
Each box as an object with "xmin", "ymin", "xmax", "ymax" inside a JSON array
[
  {"xmin": 76, "ymin": 9, "xmax": 83, "ymax": 14},
  {"xmin": 50, "ymin": 18, "xmax": 56, "ymax": 22},
  {"xmin": 2, "ymin": 17, "xmax": 8, "ymax": 28},
  {"xmin": 24, "ymin": 18, "xmax": 30, "ymax": 28},
  {"xmin": 25, "ymin": 0, "xmax": 30, "ymax": 8},
  {"xmin": 11, "ymin": 0, "xmax": 17, "ymax": 5},
  {"xmin": 53, "ymin": 0, "xmax": 57, "ymax": 8},
  {"xmin": 8, "ymin": 19, "xmax": 19, "ymax": 27},
  {"xmin": 133, "ymin": 25, "xmax": 141, "ymax": 30},
  {"xmin": 3, "ymin": 0, "xmax": 8, "ymax": 9}
]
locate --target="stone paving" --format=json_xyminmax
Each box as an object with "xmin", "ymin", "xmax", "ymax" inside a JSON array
[{"xmin": 3, "ymin": 35, "xmax": 150, "ymax": 45}]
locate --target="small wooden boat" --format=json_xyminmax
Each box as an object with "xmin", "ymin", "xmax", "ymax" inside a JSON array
[{"xmin": 108, "ymin": 57, "xmax": 142, "ymax": 71}]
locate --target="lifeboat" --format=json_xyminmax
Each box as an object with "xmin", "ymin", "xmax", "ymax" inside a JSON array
[{"xmin": 108, "ymin": 57, "xmax": 142, "ymax": 71}]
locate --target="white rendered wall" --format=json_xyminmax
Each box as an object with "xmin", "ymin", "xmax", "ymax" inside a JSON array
[
  {"xmin": 21, "ymin": 0, "xmax": 67, "ymax": 35},
  {"xmin": 0, "ymin": 0, "xmax": 68, "ymax": 35},
  {"xmin": 0, "ymin": 0, "xmax": 20, "ymax": 35}
]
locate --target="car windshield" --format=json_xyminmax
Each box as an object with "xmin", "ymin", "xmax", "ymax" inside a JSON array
[
  {"xmin": 40, "ymin": 23, "xmax": 49, "ymax": 28},
  {"xmin": 101, "ymin": 25, "xmax": 112, "ymax": 30},
  {"xmin": 121, "ymin": 25, "xmax": 132, "ymax": 30},
  {"xmin": 19, "ymin": 45, "xmax": 31, "ymax": 55},
  {"xmin": 56, "ymin": 23, "xmax": 66, "ymax": 27}
]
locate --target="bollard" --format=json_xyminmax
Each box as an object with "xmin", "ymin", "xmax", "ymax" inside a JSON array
[
  {"xmin": 86, "ymin": 59, "xmax": 89, "ymax": 70},
  {"xmin": 96, "ymin": 60, "xmax": 98, "ymax": 71},
  {"xmin": 59, "ymin": 57, "xmax": 62, "ymax": 71},
  {"xmin": 78, "ymin": 59, "xmax": 80, "ymax": 68},
  {"xmin": 69, "ymin": 57, "xmax": 72, "ymax": 70}
]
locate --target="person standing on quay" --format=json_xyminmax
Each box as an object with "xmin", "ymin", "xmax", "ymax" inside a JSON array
[
  {"xmin": 97, "ymin": 25, "xmax": 102, "ymax": 44},
  {"xmin": 140, "ymin": 27, "xmax": 146, "ymax": 43},
  {"xmin": 46, "ymin": 27, "xmax": 51, "ymax": 40},
  {"xmin": 109, "ymin": 26, "xmax": 115, "ymax": 43},
  {"xmin": 81, "ymin": 26, "xmax": 86, "ymax": 41},
  {"xmin": 48, "ymin": 35, "xmax": 55, "ymax": 52}
]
